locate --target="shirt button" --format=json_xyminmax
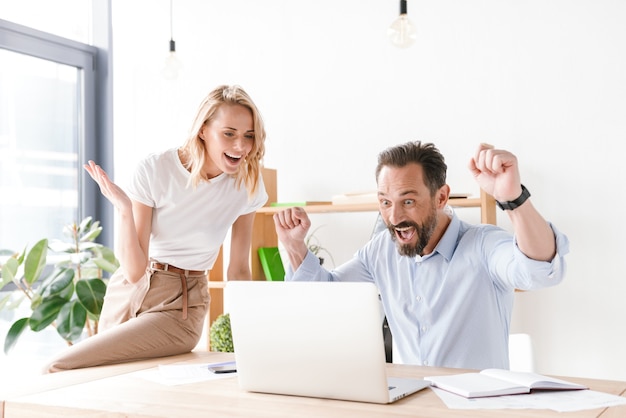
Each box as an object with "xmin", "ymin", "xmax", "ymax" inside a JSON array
[
  {"xmin": 423, "ymin": 360, "xmax": 429, "ymax": 366},
  {"xmin": 416, "ymin": 296, "xmax": 422, "ymax": 302},
  {"xmin": 421, "ymin": 325, "xmax": 428, "ymax": 333}
]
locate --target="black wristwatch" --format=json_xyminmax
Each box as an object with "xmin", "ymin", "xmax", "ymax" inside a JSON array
[{"xmin": 496, "ymin": 185, "xmax": 531, "ymax": 211}]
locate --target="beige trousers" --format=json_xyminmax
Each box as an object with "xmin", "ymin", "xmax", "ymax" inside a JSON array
[{"xmin": 45, "ymin": 266, "xmax": 209, "ymax": 373}]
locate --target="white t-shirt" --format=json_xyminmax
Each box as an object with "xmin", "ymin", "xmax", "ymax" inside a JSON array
[{"xmin": 126, "ymin": 148, "xmax": 268, "ymax": 270}]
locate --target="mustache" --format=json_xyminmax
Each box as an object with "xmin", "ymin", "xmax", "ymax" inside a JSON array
[{"xmin": 388, "ymin": 221, "xmax": 419, "ymax": 230}]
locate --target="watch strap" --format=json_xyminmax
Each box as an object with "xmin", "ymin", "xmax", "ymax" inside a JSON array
[{"xmin": 496, "ymin": 184, "xmax": 531, "ymax": 211}]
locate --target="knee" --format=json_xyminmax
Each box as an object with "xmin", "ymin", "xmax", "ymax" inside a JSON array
[{"xmin": 43, "ymin": 360, "xmax": 64, "ymax": 374}]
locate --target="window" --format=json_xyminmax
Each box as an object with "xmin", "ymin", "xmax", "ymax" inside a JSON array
[{"xmin": 0, "ymin": 17, "xmax": 111, "ymax": 253}]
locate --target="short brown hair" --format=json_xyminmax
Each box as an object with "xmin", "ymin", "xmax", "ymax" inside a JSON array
[{"xmin": 375, "ymin": 141, "xmax": 447, "ymax": 195}]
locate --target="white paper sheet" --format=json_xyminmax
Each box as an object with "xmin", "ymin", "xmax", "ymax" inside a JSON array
[
  {"xmin": 133, "ymin": 361, "xmax": 237, "ymax": 386},
  {"xmin": 431, "ymin": 387, "xmax": 626, "ymax": 412}
]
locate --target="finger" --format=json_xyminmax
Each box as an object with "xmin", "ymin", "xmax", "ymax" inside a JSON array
[
  {"xmin": 274, "ymin": 209, "xmax": 298, "ymax": 229},
  {"xmin": 473, "ymin": 143, "xmax": 492, "ymax": 165},
  {"xmin": 293, "ymin": 207, "xmax": 311, "ymax": 230},
  {"xmin": 467, "ymin": 156, "xmax": 480, "ymax": 177}
]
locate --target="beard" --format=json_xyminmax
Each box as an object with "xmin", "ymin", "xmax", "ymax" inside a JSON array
[{"xmin": 387, "ymin": 206, "xmax": 438, "ymax": 258}]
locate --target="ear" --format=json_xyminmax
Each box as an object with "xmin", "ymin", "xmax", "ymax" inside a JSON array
[
  {"xmin": 197, "ymin": 125, "xmax": 207, "ymax": 141},
  {"xmin": 436, "ymin": 184, "xmax": 450, "ymax": 209}
]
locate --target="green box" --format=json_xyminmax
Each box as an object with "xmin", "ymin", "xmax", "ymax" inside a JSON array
[{"xmin": 257, "ymin": 247, "xmax": 285, "ymax": 281}]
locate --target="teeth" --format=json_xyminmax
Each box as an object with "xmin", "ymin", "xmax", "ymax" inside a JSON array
[
  {"xmin": 395, "ymin": 226, "xmax": 411, "ymax": 231},
  {"xmin": 226, "ymin": 153, "xmax": 241, "ymax": 159}
]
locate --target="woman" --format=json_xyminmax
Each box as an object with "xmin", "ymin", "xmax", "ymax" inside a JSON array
[{"xmin": 45, "ymin": 85, "xmax": 268, "ymax": 372}]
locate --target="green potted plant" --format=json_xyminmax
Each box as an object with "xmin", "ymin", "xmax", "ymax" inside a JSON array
[
  {"xmin": 0, "ymin": 216, "xmax": 119, "ymax": 354},
  {"xmin": 210, "ymin": 313, "xmax": 234, "ymax": 352}
]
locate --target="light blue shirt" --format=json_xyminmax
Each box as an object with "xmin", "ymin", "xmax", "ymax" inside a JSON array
[{"xmin": 287, "ymin": 210, "xmax": 569, "ymax": 370}]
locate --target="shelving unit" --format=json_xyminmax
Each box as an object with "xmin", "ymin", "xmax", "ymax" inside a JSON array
[{"xmin": 205, "ymin": 167, "xmax": 496, "ymax": 348}]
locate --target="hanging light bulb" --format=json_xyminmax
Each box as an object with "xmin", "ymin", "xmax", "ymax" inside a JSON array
[
  {"xmin": 162, "ymin": 0, "xmax": 182, "ymax": 80},
  {"xmin": 388, "ymin": 0, "xmax": 416, "ymax": 48}
]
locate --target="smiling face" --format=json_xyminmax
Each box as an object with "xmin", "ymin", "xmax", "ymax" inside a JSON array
[
  {"xmin": 377, "ymin": 163, "xmax": 449, "ymax": 257},
  {"xmin": 199, "ymin": 103, "xmax": 254, "ymax": 178}
]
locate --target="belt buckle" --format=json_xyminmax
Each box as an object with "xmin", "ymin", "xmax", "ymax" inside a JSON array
[{"xmin": 152, "ymin": 261, "xmax": 169, "ymax": 272}]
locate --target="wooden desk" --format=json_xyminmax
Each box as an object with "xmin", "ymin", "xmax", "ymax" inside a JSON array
[{"xmin": 3, "ymin": 351, "xmax": 626, "ymax": 418}]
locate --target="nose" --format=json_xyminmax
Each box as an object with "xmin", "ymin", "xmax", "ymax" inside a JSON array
[
  {"xmin": 386, "ymin": 204, "xmax": 405, "ymax": 226},
  {"xmin": 233, "ymin": 136, "xmax": 252, "ymax": 153}
]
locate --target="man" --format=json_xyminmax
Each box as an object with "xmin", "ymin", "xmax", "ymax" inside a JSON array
[{"xmin": 273, "ymin": 141, "xmax": 569, "ymax": 370}]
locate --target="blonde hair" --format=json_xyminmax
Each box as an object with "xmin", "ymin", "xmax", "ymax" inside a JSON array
[{"xmin": 180, "ymin": 85, "xmax": 266, "ymax": 197}]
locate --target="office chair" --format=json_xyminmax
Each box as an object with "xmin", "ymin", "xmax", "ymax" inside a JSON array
[{"xmin": 369, "ymin": 213, "xmax": 394, "ymax": 363}]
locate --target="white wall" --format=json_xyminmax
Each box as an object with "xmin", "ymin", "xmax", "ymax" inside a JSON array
[{"xmin": 112, "ymin": 0, "xmax": 626, "ymax": 381}]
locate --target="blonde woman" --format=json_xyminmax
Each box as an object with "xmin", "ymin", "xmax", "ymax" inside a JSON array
[{"xmin": 46, "ymin": 85, "xmax": 268, "ymax": 372}]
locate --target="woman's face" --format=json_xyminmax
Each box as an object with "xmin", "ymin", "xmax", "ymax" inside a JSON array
[{"xmin": 199, "ymin": 103, "xmax": 254, "ymax": 178}]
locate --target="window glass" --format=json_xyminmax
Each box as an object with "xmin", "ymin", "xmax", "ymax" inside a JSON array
[
  {"xmin": 0, "ymin": 0, "xmax": 91, "ymax": 43},
  {"xmin": 0, "ymin": 49, "xmax": 80, "ymax": 252}
]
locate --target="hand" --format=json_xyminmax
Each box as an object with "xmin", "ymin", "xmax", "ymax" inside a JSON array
[
  {"xmin": 272, "ymin": 207, "xmax": 311, "ymax": 250},
  {"xmin": 84, "ymin": 161, "xmax": 133, "ymax": 214},
  {"xmin": 468, "ymin": 143, "xmax": 523, "ymax": 202}
]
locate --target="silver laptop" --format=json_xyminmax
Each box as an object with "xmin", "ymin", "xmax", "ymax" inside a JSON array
[{"xmin": 225, "ymin": 281, "xmax": 430, "ymax": 404}]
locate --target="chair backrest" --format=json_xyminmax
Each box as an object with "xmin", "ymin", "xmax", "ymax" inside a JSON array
[
  {"xmin": 370, "ymin": 213, "xmax": 394, "ymax": 363},
  {"xmin": 508, "ymin": 333, "xmax": 535, "ymax": 372}
]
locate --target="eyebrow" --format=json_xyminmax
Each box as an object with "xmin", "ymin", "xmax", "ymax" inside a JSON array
[
  {"xmin": 378, "ymin": 189, "xmax": 419, "ymax": 197},
  {"xmin": 401, "ymin": 190, "xmax": 419, "ymax": 196},
  {"xmin": 223, "ymin": 126, "xmax": 255, "ymax": 133}
]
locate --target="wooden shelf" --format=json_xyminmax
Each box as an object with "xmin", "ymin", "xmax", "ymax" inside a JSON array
[{"xmin": 258, "ymin": 197, "xmax": 485, "ymax": 214}]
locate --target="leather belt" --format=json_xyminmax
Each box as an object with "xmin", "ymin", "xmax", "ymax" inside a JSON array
[
  {"xmin": 149, "ymin": 261, "xmax": 208, "ymax": 320},
  {"xmin": 149, "ymin": 261, "xmax": 208, "ymax": 276}
]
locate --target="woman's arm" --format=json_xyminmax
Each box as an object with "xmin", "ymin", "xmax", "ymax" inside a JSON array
[
  {"xmin": 83, "ymin": 161, "xmax": 151, "ymax": 283},
  {"xmin": 227, "ymin": 211, "xmax": 257, "ymax": 281},
  {"xmin": 119, "ymin": 200, "xmax": 151, "ymax": 283}
]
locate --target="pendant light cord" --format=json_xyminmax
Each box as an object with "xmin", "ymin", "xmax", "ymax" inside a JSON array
[{"xmin": 169, "ymin": 0, "xmax": 176, "ymax": 52}]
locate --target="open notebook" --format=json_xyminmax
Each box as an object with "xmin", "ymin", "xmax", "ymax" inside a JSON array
[{"xmin": 225, "ymin": 281, "xmax": 430, "ymax": 404}]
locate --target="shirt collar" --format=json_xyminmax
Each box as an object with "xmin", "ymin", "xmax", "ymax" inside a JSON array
[{"xmin": 414, "ymin": 210, "xmax": 459, "ymax": 263}]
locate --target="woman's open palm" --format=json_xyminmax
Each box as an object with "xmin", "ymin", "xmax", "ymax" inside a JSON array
[{"xmin": 84, "ymin": 161, "xmax": 132, "ymax": 213}]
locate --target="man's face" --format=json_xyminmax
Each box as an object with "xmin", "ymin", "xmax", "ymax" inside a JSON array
[{"xmin": 377, "ymin": 163, "xmax": 440, "ymax": 257}]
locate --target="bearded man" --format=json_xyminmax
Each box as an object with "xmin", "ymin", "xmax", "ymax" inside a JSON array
[{"xmin": 273, "ymin": 141, "xmax": 569, "ymax": 370}]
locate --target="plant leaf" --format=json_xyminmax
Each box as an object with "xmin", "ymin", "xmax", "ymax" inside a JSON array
[
  {"xmin": 4, "ymin": 317, "xmax": 29, "ymax": 354},
  {"xmin": 29, "ymin": 296, "xmax": 67, "ymax": 332},
  {"xmin": 78, "ymin": 216, "xmax": 93, "ymax": 234},
  {"xmin": 76, "ymin": 278, "xmax": 107, "ymax": 315},
  {"xmin": 80, "ymin": 226, "xmax": 102, "ymax": 243},
  {"xmin": 1, "ymin": 256, "xmax": 18, "ymax": 290},
  {"xmin": 24, "ymin": 239, "xmax": 48, "ymax": 285},
  {"xmin": 92, "ymin": 256, "xmax": 120, "ymax": 274},
  {"xmin": 38, "ymin": 267, "xmax": 75, "ymax": 298},
  {"xmin": 1, "ymin": 292, "xmax": 25, "ymax": 311},
  {"xmin": 47, "ymin": 240, "xmax": 75, "ymax": 254},
  {"xmin": 56, "ymin": 301, "xmax": 87, "ymax": 342},
  {"xmin": 0, "ymin": 292, "xmax": 13, "ymax": 310}
]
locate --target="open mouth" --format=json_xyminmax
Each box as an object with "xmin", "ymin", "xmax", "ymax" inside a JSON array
[
  {"xmin": 225, "ymin": 153, "xmax": 243, "ymax": 165},
  {"xmin": 395, "ymin": 225, "xmax": 416, "ymax": 242}
]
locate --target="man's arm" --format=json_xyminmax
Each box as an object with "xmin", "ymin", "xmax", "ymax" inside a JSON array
[
  {"xmin": 468, "ymin": 143, "xmax": 556, "ymax": 261},
  {"xmin": 273, "ymin": 207, "xmax": 311, "ymax": 270}
]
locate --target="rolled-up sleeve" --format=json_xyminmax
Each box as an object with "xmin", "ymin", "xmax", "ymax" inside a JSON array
[
  {"xmin": 510, "ymin": 222, "xmax": 570, "ymax": 290},
  {"xmin": 287, "ymin": 250, "xmax": 374, "ymax": 283}
]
